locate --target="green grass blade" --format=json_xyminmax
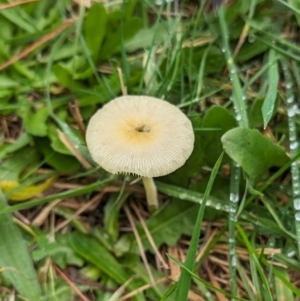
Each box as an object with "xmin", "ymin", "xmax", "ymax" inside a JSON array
[
  {"xmin": 248, "ymin": 249, "xmax": 263, "ymax": 301},
  {"xmin": 237, "ymin": 259, "xmax": 257, "ymax": 301},
  {"xmin": 218, "ymin": 6, "xmax": 250, "ymax": 299},
  {"xmin": 241, "ymin": 211, "xmax": 296, "ymax": 240},
  {"xmin": 174, "ymin": 152, "xmax": 224, "ymax": 300},
  {"xmin": 282, "ymin": 59, "xmax": 300, "ymax": 257},
  {"xmin": 228, "ymin": 162, "xmax": 240, "ymax": 298},
  {"xmin": 261, "ymin": 49, "xmax": 279, "ymax": 128},
  {"xmin": 236, "ymin": 224, "xmax": 273, "ymax": 301},
  {"xmin": 193, "ymin": 279, "xmax": 215, "ymax": 301},
  {"xmin": 155, "ymin": 181, "xmax": 229, "ymax": 212},
  {"xmin": 261, "ymin": 257, "xmax": 300, "ymax": 297},
  {"xmin": 243, "ymin": 150, "xmax": 300, "ymax": 209},
  {"xmin": 0, "ymin": 176, "xmax": 117, "ymax": 214},
  {"xmin": 274, "ymin": 268, "xmax": 294, "ymax": 301},
  {"xmin": 218, "ymin": 5, "xmax": 248, "ymax": 128},
  {"xmin": 168, "ymin": 254, "xmax": 250, "ymax": 301},
  {"xmin": 159, "ymin": 283, "xmax": 177, "ymax": 301},
  {"xmin": 0, "ymin": 190, "xmax": 42, "ymax": 300},
  {"xmin": 277, "ymin": 0, "xmax": 300, "ymax": 14}
]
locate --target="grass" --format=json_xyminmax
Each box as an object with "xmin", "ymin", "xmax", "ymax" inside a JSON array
[{"xmin": 0, "ymin": 0, "xmax": 300, "ymax": 300}]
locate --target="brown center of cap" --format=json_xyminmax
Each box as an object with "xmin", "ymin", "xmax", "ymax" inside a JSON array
[{"xmin": 135, "ymin": 125, "xmax": 151, "ymax": 133}]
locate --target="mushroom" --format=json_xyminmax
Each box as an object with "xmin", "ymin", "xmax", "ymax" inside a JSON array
[{"xmin": 86, "ymin": 95, "xmax": 195, "ymax": 209}]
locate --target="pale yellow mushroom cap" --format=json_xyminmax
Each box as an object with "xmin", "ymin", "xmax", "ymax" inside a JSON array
[{"xmin": 86, "ymin": 95, "xmax": 195, "ymax": 178}]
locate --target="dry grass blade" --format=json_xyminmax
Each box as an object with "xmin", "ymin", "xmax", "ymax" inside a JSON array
[
  {"xmin": 232, "ymin": 23, "xmax": 250, "ymax": 58},
  {"xmin": 196, "ymin": 228, "xmax": 219, "ymax": 262},
  {"xmin": 13, "ymin": 211, "xmax": 30, "ymax": 225},
  {"xmin": 54, "ymin": 189, "xmax": 111, "ymax": 232},
  {"xmin": 0, "ymin": 18, "xmax": 75, "ymax": 71},
  {"xmin": 117, "ymin": 67, "xmax": 127, "ymax": 96},
  {"xmin": 188, "ymin": 290, "xmax": 206, "ymax": 301},
  {"xmin": 204, "ymin": 260, "xmax": 229, "ymax": 301},
  {"xmin": 32, "ymin": 199, "xmax": 62, "ymax": 227},
  {"xmin": 57, "ymin": 129, "xmax": 92, "ymax": 169},
  {"xmin": 0, "ymin": 0, "xmax": 40, "ymax": 10},
  {"xmin": 168, "ymin": 246, "xmax": 182, "ymax": 281},
  {"xmin": 107, "ymin": 276, "xmax": 135, "ymax": 301},
  {"xmin": 131, "ymin": 202, "xmax": 169, "ymax": 270},
  {"xmin": 123, "ymin": 205, "xmax": 156, "ymax": 286},
  {"xmin": 73, "ymin": 0, "xmax": 92, "ymax": 7},
  {"xmin": 53, "ymin": 265, "xmax": 89, "ymax": 301},
  {"xmin": 69, "ymin": 100, "xmax": 86, "ymax": 138},
  {"xmin": 12, "ymin": 217, "xmax": 38, "ymax": 239},
  {"xmin": 118, "ymin": 277, "xmax": 167, "ymax": 301}
]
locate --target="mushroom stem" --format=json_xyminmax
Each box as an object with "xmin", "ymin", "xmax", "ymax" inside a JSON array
[{"xmin": 142, "ymin": 177, "xmax": 158, "ymax": 210}]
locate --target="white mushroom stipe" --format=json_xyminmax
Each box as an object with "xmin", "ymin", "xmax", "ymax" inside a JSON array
[
  {"xmin": 142, "ymin": 177, "xmax": 158, "ymax": 210},
  {"xmin": 86, "ymin": 95, "xmax": 195, "ymax": 209}
]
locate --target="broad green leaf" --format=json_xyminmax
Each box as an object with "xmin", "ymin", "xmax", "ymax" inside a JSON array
[
  {"xmin": 221, "ymin": 128, "xmax": 288, "ymax": 182},
  {"xmin": 262, "ymin": 49, "xmax": 279, "ymax": 128},
  {"xmin": 19, "ymin": 106, "xmax": 49, "ymax": 137},
  {"xmin": 83, "ymin": 3, "xmax": 108, "ymax": 62},
  {"xmin": 35, "ymin": 137, "xmax": 80, "ymax": 172},
  {"xmin": 0, "ymin": 133, "xmax": 30, "ymax": 160},
  {"xmin": 69, "ymin": 232, "xmax": 129, "ymax": 285},
  {"xmin": 0, "ymin": 148, "xmax": 39, "ymax": 182},
  {"xmin": 201, "ymin": 106, "xmax": 237, "ymax": 166},
  {"xmin": 0, "ymin": 192, "xmax": 41, "ymax": 300},
  {"xmin": 33, "ymin": 234, "xmax": 83, "ymax": 269}
]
